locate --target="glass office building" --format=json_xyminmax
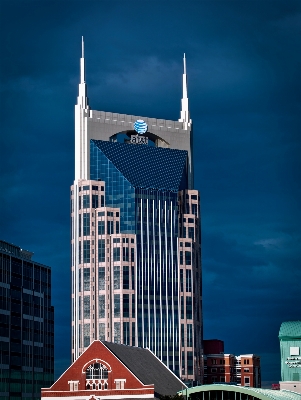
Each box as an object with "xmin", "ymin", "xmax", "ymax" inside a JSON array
[
  {"xmin": 71, "ymin": 40, "xmax": 202, "ymax": 381},
  {"xmin": 0, "ymin": 240, "xmax": 54, "ymax": 400}
]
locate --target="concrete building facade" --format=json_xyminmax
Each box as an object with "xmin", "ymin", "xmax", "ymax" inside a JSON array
[{"xmin": 71, "ymin": 39, "xmax": 202, "ymax": 381}]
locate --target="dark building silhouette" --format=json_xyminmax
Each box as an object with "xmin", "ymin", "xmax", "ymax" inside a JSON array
[{"xmin": 0, "ymin": 240, "xmax": 54, "ymax": 399}]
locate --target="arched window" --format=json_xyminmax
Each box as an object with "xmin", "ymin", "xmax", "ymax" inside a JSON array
[{"xmin": 86, "ymin": 362, "xmax": 109, "ymax": 380}]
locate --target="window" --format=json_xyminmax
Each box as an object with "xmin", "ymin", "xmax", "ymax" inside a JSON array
[
  {"xmin": 188, "ymin": 227, "xmax": 194, "ymax": 241},
  {"xmin": 114, "ymin": 294, "xmax": 120, "ymax": 317},
  {"xmin": 99, "ymin": 323, "xmax": 105, "ymax": 341},
  {"xmin": 83, "ymin": 213, "xmax": 90, "ymax": 236},
  {"xmin": 78, "ymin": 195, "xmax": 81, "ymax": 210},
  {"xmin": 115, "ymin": 379, "xmax": 125, "ymax": 390},
  {"xmin": 116, "ymin": 221, "xmax": 120, "ymax": 234},
  {"xmin": 113, "ymin": 238, "xmax": 120, "ymax": 243},
  {"xmin": 84, "ymin": 296, "xmax": 90, "ymax": 318},
  {"xmin": 83, "ymin": 240, "xmax": 90, "ymax": 263},
  {"xmin": 123, "ymin": 294, "xmax": 129, "ymax": 317},
  {"xmin": 132, "ymin": 294, "xmax": 135, "ymax": 317},
  {"xmin": 132, "ymin": 322, "xmax": 135, "ymax": 346},
  {"xmin": 98, "ymin": 267, "xmax": 105, "ymax": 290},
  {"xmin": 186, "ymin": 269, "xmax": 192, "ymax": 292},
  {"xmin": 79, "ymin": 214, "xmax": 82, "ymax": 237},
  {"xmin": 79, "ymin": 241, "xmax": 81, "ymax": 264},
  {"xmin": 98, "ymin": 239, "xmax": 105, "ymax": 262},
  {"xmin": 123, "ymin": 322, "xmax": 130, "ymax": 345},
  {"xmin": 92, "ymin": 185, "xmax": 98, "ymax": 191},
  {"xmin": 113, "ymin": 247, "xmax": 120, "ymax": 262},
  {"xmin": 123, "ymin": 247, "xmax": 129, "ymax": 262},
  {"xmin": 123, "ymin": 266, "xmax": 129, "ymax": 289},
  {"xmin": 181, "ymin": 297, "xmax": 185, "ymax": 319},
  {"xmin": 83, "ymin": 195, "xmax": 90, "ymax": 209},
  {"xmin": 83, "ymin": 185, "xmax": 89, "ymax": 190},
  {"xmin": 185, "ymin": 251, "xmax": 191, "ymax": 265},
  {"xmin": 83, "ymin": 268, "xmax": 90, "ymax": 290},
  {"xmin": 211, "ymin": 368, "xmax": 217, "ymax": 373},
  {"xmin": 83, "ymin": 323, "xmax": 90, "ymax": 347},
  {"xmin": 98, "ymin": 221, "xmax": 105, "ymax": 235},
  {"xmin": 180, "ymin": 251, "xmax": 183, "ymax": 265},
  {"xmin": 114, "ymin": 322, "xmax": 121, "ymax": 343},
  {"xmin": 131, "ymin": 248, "xmax": 135, "ymax": 263},
  {"xmin": 182, "ymin": 351, "xmax": 186, "ymax": 374},
  {"xmin": 107, "ymin": 220, "xmax": 114, "ymax": 234},
  {"xmin": 192, "ymin": 203, "xmax": 198, "ymax": 216},
  {"xmin": 92, "ymin": 194, "xmax": 98, "ymax": 208},
  {"xmin": 188, "ymin": 218, "xmax": 194, "ymax": 223},
  {"xmin": 107, "ymin": 212, "xmax": 114, "ymax": 217},
  {"xmin": 98, "ymin": 295, "xmax": 105, "ymax": 318},
  {"xmin": 98, "ymin": 211, "xmax": 105, "ymax": 217},
  {"xmin": 244, "ymin": 368, "xmax": 250, "ymax": 372},
  {"xmin": 86, "ymin": 362, "xmax": 108, "ymax": 380},
  {"xmin": 244, "ymin": 377, "xmax": 250, "ymax": 386},
  {"xmin": 191, "ymin": 195, "xmax": 197, "ymax": 200},
  {"xmin": 101, "ymin": 195, "xmax": 105, "ymax": 207},
  {"xmin": 180, "ymin": 269, "xmax": 184, "ymax": 292},
  {"xmin": 187, "ymin": 351, "xmax": 193, "ymax": 375},
  {"xmin": 186, "ymin": 296, "xmax": 192, "ymax": 319},
  {"xmin": 187, "ymin": 324, "xmax": 193, "ymax": 347},
  {"xmin": 114, "ymin": 266, "xmax": 120, "ymax": 289}
]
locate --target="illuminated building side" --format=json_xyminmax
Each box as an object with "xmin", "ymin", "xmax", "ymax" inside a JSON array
[{"xmin": 71, "ymin": 38, "xmax": 202, "ymax": 381}]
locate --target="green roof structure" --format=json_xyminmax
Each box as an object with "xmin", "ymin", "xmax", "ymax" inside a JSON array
[
  {"xmin": 178, "ymin": 384, "xmax": 301, "ymax": 400},
  {"xmin": 279, "ymin": 321, "xmax": 301, "ymax": 340}
]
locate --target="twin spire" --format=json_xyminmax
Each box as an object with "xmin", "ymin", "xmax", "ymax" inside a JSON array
[
  {"xmin": 78, "ymin": 39, "xmax": 190, "ymax": 128},
  {"xmin": 179, "ymin": 53, "xmax": 191, "ymax": 128}
]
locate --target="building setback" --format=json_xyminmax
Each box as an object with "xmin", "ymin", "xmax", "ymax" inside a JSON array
[
  {"xmin": 0, "ymin": 240, "xmax": 54, "ymax": 399},
  {"xmin": 71, "ymin": 39, "xmax": 202, "ymax": 381}
]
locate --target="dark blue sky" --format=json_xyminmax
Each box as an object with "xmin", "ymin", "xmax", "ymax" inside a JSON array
[{"xmin": 1, "ymin": 0, "xmax": 300, "ymax": 387}]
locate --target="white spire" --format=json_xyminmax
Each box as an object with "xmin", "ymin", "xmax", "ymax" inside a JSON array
[
  {"xmin": 77, "ymin": 36, "xmax": 88, "ymax": 108},
  {"xmin": 75, "ymin": 37, "xmax": 89, "ymax": 182},
  {"xmin": 80, "ymin": 36, "xmax": 85, "ymax": 84},
  {"xmin": 179, "ymin": 53, "xmax": 191, "ymax": 129}
]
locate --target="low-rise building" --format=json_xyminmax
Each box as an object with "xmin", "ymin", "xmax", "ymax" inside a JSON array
[
  {"xmin": 279, "ymin": 320, "xmax": 301, "ymax": 394},
  {"xmin": 41, "ymin": 340, "xmax": 186, "ymax": 399},
  {"xmin": 203, "ymin": 340, "xmax": 261, "ymax": 387}
]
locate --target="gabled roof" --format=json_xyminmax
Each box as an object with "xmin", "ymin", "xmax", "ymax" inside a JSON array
[
  {"xmin": 91, "ymin": 140, "xmax": 188, "ymax": 191},
  {"xmin": 103, "ymin": 341, "xmax": 186, "ymax": 397},
  {"xmin": 279, "ymin": 321, "xmax": 301, "ymax": 340}
]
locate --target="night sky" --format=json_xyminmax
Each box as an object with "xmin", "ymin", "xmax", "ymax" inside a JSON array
[{"xmin": 1, "ymin": 0, "xmax": 300, "ymax": 387}]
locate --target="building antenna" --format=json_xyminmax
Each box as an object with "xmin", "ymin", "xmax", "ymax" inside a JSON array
[{"xmin": 179, "ymin": 53, "xmax": 190, "ymax": 129}]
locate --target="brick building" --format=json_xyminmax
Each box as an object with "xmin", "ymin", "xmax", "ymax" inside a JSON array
[
  {"xmin": 203, "ymin": 340, "xmax": 261, "ymax": 387},
  {"xmin": 41, "ymin": 340, "xmax": 185, "ymax": 399}
]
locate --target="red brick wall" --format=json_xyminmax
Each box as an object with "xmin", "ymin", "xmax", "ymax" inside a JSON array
[{"xmin": 42, "ymin": 341, "xmax": 154, "ymax": 397}]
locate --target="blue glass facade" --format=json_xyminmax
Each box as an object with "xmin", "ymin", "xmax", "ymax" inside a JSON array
[{"xmin": 90, "ymin": 140, "xmax": 189, "ymax": 375}]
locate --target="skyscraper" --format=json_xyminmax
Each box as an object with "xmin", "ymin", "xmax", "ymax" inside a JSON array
[
  {"xmin": 71, "ymin": 39, "xmax": 202, "ymax": 381},
  {"xmin": 0, "ymin": 240, "xmax": 54, "ymax": 399}
]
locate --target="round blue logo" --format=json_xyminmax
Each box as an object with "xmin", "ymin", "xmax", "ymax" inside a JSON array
[{"xmin": 134, "ymin": 119, "xmax": 148, "ymax": 134}]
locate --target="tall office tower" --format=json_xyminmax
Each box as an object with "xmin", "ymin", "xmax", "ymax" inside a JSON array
[
  {"xmin": 71, "ymin": 39, "xmax": 202, "ymax": 381},
  {"xmin": 0, "ymin": 240, "xmax": 54, "ymax": 399}
]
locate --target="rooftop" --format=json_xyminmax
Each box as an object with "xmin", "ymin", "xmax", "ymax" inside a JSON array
[
  {"xmin": 279, "ymin": 321, "xmax": 301, "ymax": 340},
  {"xmin": 179, "ymin": 384, "xmax": 301, "ymax": 400}
]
